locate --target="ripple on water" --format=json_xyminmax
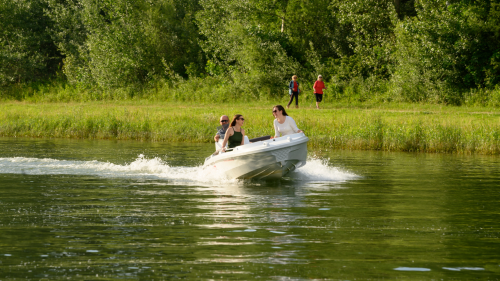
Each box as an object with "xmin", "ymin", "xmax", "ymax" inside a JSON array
[
  {"xmin": 394, "ymin": 267, "xmax": 431, "ymax": 271},
  {"xmin": 442, "ymin": 267, "xmax": 485, "ymax": 271},
  {"xmin": 1, "ymin": 139, "xmax": 499, "ymax": 280}
]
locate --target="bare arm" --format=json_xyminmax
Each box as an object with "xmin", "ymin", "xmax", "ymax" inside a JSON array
[
  {"xmin": 221, "ymin": 128, "xmax": 233, "ymax": 151},
  {"xmin": 240, "ymin": 129, "xmax": 246, "ymax": 146}
]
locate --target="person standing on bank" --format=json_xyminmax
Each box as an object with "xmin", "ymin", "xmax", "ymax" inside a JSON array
[
  {"xmin": 313, "ymin": 75, "xmax": 327, "ymax": 109},
  {"xmin": 287, "ymin": 75, "xmax": 300, "ymax": 109},
  {"xmin": 272, "ymin": 105, "xmax": 303, "ymax": 137},
  {"xmin": 221, "ymin": 114, "xmax": 246, "ymax": 152}
]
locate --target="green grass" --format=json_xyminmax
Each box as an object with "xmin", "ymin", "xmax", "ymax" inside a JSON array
[{"xmin": 1, "ymin": 100, "xmax": 499, "ymax": 154}]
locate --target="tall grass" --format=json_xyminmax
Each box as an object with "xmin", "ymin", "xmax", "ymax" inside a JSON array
[
  {"xmin": 0, "ymin": 77, "xmax": 282, "ymax": 103},
  {"xmin": 3, "ymin": 78, "xmax": 500, "ymax": 106},
  {"xmin": 1, "ymin": 101, "xmax": 499, "ymax": 154}
]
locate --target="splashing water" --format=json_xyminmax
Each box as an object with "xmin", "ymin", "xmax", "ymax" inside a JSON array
[
  {"xmin": 294, "ymin": 157, "xmax": 358, "ymax": 181},
  {"xmin": 0, "ymin": 154, "xmax": 356, "ymax": 184}
]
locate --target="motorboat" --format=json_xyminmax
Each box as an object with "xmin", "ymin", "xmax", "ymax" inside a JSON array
[{"xmin": 204, "ymin": 132, "xmax": 309, "ymax": 180}]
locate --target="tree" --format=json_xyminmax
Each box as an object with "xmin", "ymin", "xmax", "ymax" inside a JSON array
[
  {"xmin": 196, "ymin": 0, "xmax": 299, "ymax": 95},
  {"xmin": 0, "ymin": 0, "xmax": 62, "ymax": 86},
  {"xmin": 392, "ymin": 0, "xmax": 500, "ymax": 103},
  {"xmin": 46, "ymin": 0, "xmax": 204, "ymax": 89},
  {"xmin": 329, "ymin": 0, "xmax": 398, "ymax": 80}
]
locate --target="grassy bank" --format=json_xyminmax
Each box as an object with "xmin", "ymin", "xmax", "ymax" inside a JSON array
[
  {"xmin": 3, "ymin": 78, "xmax": 500, "ymax": 107},
  {"xmin": 1, "ymin": 101, "xmax": 499, "ymax": 154}
]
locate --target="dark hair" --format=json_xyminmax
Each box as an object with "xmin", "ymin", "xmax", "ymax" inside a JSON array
[
  {"xmin": 273, "ymin": 105, "xmax": 288, "ymax": 116},
  {"xmin": 230, "ymin": 114, "xmax": 243, "ymax": 127}
]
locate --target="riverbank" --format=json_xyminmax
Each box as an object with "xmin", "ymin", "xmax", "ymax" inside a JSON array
[{"xmin": 1, "ymin": 101, "xmax": 499, "ymax": 154}]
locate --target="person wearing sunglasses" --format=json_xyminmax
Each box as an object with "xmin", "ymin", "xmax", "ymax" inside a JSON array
[
  {"xmin": 272, "ymin": 105, "xmax": 303, "ymax": 138},
  {"xmin": 221, "ymin": 114, "xmax": 246, "ymax": 152},
  {"xmin": 214, "ymin": 115, "xmax": 230, "ymax": 142}
]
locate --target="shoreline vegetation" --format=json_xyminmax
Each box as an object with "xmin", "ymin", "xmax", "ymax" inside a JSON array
[
  {"xmin": 2, "ymin": 0, "xmax": 499, "ymax": 154},
  {"xmin": 2, "ymin": 1, "xmax": 500, "ymax": 107},
  {"xmin": 1, "ymin": 100, "xmax": 499, "ymax": 155}
]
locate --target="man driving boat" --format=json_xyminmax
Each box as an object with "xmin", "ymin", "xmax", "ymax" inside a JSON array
[{"xmin": 214, "ymin": 115, "xmax": 229, "ymax": 142}]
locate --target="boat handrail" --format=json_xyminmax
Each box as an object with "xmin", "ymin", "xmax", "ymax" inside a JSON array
[{"xmin": 249, "ymin": 135, "xmax": 271, "ymax": 142}]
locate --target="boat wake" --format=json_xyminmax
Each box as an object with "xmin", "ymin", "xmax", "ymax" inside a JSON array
[{"xmin": 0, "ymin": 155, "xmax": 357, "ymax": 184}]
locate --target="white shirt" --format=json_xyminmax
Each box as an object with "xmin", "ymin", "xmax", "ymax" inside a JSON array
[{"xmin": 274, "ymin": 116, "xmax": 300, "ymax": 137}]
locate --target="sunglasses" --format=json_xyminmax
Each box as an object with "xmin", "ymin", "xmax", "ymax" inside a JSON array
[
  {"xmin": 272, "ymin": 110, "xmax": 278, "ymax": 113},
  {"xmin": 238, "ymin": 118, "xmax": 245, "ymax": 121},
  {"xmin": 220, "ymin": 120, "xmax": 229, "ymax": 123}
]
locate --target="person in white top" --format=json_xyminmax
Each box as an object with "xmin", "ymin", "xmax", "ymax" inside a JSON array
[{"xmin": 272, "ymin": 105, "xmax": 303, "ymax": 138}]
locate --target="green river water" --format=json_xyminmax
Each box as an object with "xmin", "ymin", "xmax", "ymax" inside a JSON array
[{"xmin": 0, "ymin": 137, "xmax": 499, "ymax": 280}]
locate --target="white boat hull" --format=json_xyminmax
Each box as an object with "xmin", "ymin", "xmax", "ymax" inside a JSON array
[{"xmin": 204, "ymin": 133, "xmax": 308, "ymax": 180}]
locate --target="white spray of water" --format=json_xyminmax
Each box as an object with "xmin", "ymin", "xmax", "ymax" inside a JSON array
[
  {"xmin": 0, "ymin": 155, "xmax": 357, "ymax": 184},
  {"xmin": 293, "ymin": 157, "xmax": 358, "ymax": 181}
]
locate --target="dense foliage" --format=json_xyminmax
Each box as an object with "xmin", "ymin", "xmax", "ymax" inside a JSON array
[{"xmin": 1, "ymin": 0, "xmax": 499, "ymax": 105}]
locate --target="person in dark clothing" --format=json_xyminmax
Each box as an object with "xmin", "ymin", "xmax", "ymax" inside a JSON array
[
  {"xmin": 221, "ymin": 114, "xmax": 246, "ymax": 152},
  {"xmin": 287, "ymin": 75, "xmax": 300, "ymax": 109},
  {"xmin": 214, "ymin": 115, "xmax": 229, "ymax": 142}
]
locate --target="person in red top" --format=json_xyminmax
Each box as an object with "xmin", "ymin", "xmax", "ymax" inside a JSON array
[
  {"xmin": 287, "ymin": 75, "xmax": 300, "ymax": 109},
  {"xmin": 313, "ymin": 75, "xmax": 327, "ymax": 109}
]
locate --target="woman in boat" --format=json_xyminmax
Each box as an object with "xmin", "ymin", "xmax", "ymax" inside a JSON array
[
  {"xmin": 221, "ymin": 114, "xmax": 246, "ymax": 152},
  {"xmin": 272, "ymin": 105, "xmax": 303, "ymax": 137}
]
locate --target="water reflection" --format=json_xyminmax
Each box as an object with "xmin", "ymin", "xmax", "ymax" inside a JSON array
[{"xmin": 0, "ymin": 138, "xmax": 499, "ymax": 279}]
